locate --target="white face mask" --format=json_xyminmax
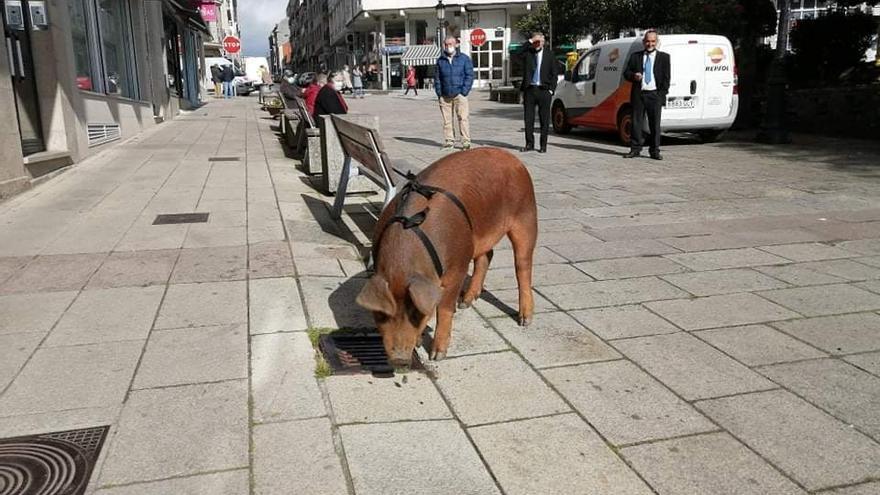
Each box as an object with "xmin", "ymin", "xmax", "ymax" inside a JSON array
[
  {"xmin": 286, "ymin": 77, "xmax": 295, "ymax": 83},
  {"xmin": 445, "ymin": 46, "xmax": 456, "ymax": 55}
]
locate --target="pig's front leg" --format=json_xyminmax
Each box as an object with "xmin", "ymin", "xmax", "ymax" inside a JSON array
[{"xmin": 430, "ymin": 283, "xmax": 461, "ymax": 360}]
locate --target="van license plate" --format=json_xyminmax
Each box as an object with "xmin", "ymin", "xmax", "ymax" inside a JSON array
[{"xmin": 667, "ymin": 97, "xmax": 695, "ymax": 109}]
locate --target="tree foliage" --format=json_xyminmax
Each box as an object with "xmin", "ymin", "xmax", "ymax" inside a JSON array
[{"xmin": 789, "ymin": 10, "xmax": 878, "ymax": 85}]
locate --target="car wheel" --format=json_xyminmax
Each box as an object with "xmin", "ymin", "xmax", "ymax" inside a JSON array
[
  {"xmin": 552, "ymin": 102, "xmax": 572, "ymax": 134},
  {"xmin": 617, "ymin": 107, "xmax": 633, "ymax": 145}
]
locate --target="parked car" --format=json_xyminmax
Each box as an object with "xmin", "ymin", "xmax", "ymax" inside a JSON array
[
  {"xmin": 552, "ymin": 34, "xmax": 738, "ymax": 144},
  {"xmin": 234, "ymin": 69, "xmax": 256, "ymax": 96}
]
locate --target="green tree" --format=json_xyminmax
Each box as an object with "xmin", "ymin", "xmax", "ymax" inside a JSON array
[{"xmin": 789, "ymin": 10, "xmax": 878, "ymax": 85}]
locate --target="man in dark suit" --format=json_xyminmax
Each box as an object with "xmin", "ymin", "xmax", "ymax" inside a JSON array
[
  {"xmin": 623, "ymin": 30, "xmax": 671, "ymax": 160},
  {"xmin": 518, "ymin": 32, "xmax": 559, "ymax": 153}
]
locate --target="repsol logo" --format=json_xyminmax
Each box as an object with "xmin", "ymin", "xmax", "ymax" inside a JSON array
[
  {"xmin": 603, "ymin": 66, "xmax": 618, "ymax": 71},
  {"xmin": 706, "ymin": 65, "xmax": 729, "ymax": 71}
]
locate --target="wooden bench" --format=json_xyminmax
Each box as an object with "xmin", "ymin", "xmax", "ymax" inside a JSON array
[
  {"xmin": 330, "ymin": 115, "xmax": 401, "ymax": 219},
  {"xmin": 294, "ymin": 97, "xmax": 322, "ymax": 174}
]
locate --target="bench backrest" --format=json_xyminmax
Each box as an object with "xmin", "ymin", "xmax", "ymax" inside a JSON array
[
  {"xmin": 331, "ymin": 115, "xmax": 396, "ymax": 189},
  {"xmin": 294, "ymin": 96, "xmax": 316, "ymax": 128}
]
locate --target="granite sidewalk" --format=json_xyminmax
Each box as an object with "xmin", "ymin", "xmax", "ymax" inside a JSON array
[{"xmin": 1, "ymin": 94, "xmax": 880, "ymax": 494}]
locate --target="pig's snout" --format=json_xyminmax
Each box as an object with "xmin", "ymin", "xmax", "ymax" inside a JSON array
[{"xmin": 388, "ymin": 349, "xmax": 413, "ymax": 367}]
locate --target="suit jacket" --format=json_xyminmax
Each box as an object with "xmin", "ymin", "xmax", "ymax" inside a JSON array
[
  {"xmin": 518, "ymin": 44, "xmax": 559, "ymax": 92},
  {"xmin": 624, "ymin": 50, "xmax": 671, "ymax": 103}
]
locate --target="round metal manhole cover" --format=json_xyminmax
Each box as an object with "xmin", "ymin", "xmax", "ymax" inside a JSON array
[{"xmin": 0, "ymin": 426, "xmax": 108, "ymax": 495}]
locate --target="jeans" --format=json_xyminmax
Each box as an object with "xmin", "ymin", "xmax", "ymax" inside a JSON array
[{"xmin": 222, "ymin": 81, "xmax": 235, "ymax": 98}]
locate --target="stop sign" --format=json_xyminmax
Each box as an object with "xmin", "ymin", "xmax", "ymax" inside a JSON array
[
  {"xmin": 223, "ymin": 36, "xmax": 241, "ymax": 54},
  {"xmin": 470, "ymin": 29, "xmax": 486, "ymax": 48}
]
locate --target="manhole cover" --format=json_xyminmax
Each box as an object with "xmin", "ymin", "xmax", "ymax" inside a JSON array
[
  {"xmin": 207, "ymin": 157, "xmax": 240, "ymax": 162},
  {"xmin": 0, "ymin": 425, "xmax": 109, "ymax": 495},
  {"xmin": 319, "ymin": 330, "xmax": 421, "ymax": 377},
  {"xmin": 152, "ymin": 213, "xmax": 209, "ymax": 225}
]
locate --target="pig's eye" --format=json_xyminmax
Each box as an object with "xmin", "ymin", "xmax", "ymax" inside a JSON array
[{"xmin": 406, "ymin": 305, "xmax": 423, "ymax": 327}]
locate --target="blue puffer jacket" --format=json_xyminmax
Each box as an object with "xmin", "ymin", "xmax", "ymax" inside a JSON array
[{"xmin": 434, "ymin": 51, "xmax": 474, "ymax": 98}]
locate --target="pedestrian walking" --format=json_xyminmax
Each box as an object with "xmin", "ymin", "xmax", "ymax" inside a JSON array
[
  {"xmin": 623, "ymin": 29, "xmax": 670, "ymax": 160},
  {"xmin": 221, "ymin": 64, "xmax": 235, "ymax": 99},
  {"xmin": 517, "ymin": 32, "xmax": 558, "ymax": 153},
  {"xmin": 352, "ymin": 66, "xmax": 364, "ymax": 98},
  {"xmin": 340, "ymin": 65, "xmax": 353, "ymax": 94},
  {"xmin": 404, "ymin": 65, "xmax": 418, "ymax": 96},
  {"xmin": 434, "ymin": 36, "xmax": 474, "ymax": 150},
  {"xmin": 315, "ymin": 73, "xmax": 349, "ymax": 117},
  {"xmin": 210, "ymin": 64, "xmax": 222, "ymax": 98}
]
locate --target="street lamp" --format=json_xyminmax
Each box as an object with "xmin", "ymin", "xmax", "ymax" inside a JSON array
[{"xmin": 435, "ymin": 1, "xmax": 446, "ymax": 47}]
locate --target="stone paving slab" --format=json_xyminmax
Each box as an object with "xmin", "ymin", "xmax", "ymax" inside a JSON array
[
  {"xmin": 661, "ymin": 268, "xmax": 790, "ymax": 296},
  {"xmin": 612, "ymin": 332, "xmax": 777, "ymax": 401},
  {"xmin": 772, "ymin": 313, "xmax": 880, "ymax": 355},
  {"xmin": 94, "ymin": 470, "xmax": 249, "ymax": 495},
  {"xmin": 575, "ymin": 256, "xmax": 690, "ymax": 280},
  {"xmin": 759, "ymin": 359, "xmax": 880, "ymax": 440},
  {"xmin": 341, "ymin": 420, "xmax": 500, "ymax": 495},
  {"xmin": 646, "ymin": 292, "xmax": 800, "ymax": 330},
  {"xmin": 155, "ymin": 281, "xmax": 247, "ymax": 329},
  {"xmin": 253, "ymin": 418, "xmax": 348, "ymax": 495},
  {"xmin": 0, "ymin": 341, "xmax": 142, "ymax": 417},
  {"xmin": 824, "ymin": 482, "xmax": 880, "ymax": 495},
  {"xmin": 247, "ymin": 240, "xmax": 296, "ymax": 279},
  {"xmin": 44, "ymin": 286, "xmax": 165, "ymax": 347},
  {"xmin": 657, "ymin": 229, "xmax": 825, "ymax": 252},
  {"xmin": 758, "ymin": 284, "xmax": 880, "ymax": 317},
  {"xmin": 472, "ymin": 287, "xmax": 557, "ymax": 319},
  {"xmin": 0, "ymin": 253, "xmax": 106, "ymax": 294},
  {"xmin": 844, "ymin": 351, "xmax": 880, "ymax": 376},
  {"xmin": 665, "ymin": 248, "xmax": 789, "ymax": 271},
  {"xmin": 470, "ymin": 414, "xmax": 653, "ymax": 495},
  {"xmin": 98, "ymin": 380, "xmax": 249, "ymax": 486},
  {"xmin": 433, "ymin": 351, "xmax": 569, "ymax": 426},
  {"xmin": 0, "ymin": 332, "xmax": 43, "ymax": 391},
  {"xmin": 86, "ymin": 250, "xmax": 178, "ymax": 289},
  {"xmin": 298, "ymin": 276, "xmax": 373, "ymax": 329},
  {"xmin": 570, "ymin": 304, "xmax": 681, "ymax": 340},
  {"xmin": 251, "ymin": 332, "xmax": 326, "ymax": 423},
  {"xmin": 326, "ymin": 373, "xmax": 452, "ymax": 424},
  {"xmin": 538, "ymin": 277, "xmax": 689, "ymax": 310},
  {"xmin": 621, "ymin": 432, "xmax": 806, "ymax": 495},
  {"xmin": 544, "ymin": 360, "xmax": 716, "ymax": 445},
  {"xmin": 757, "ymin": 242, "xmax": 856, "ymax": 262},
  {"xmin": 485, "ymin": 263, "xmax": 593, "ymax": 290},
  {"xmin": 132, "ymin": 324, "xmax": 248, "ymax": 389},
  {"xmin": 754, "ymin": 264, "xmax": 848, "ymax": 286},
  {"xmin": 169, "ymin": 246, "xmax": 248, "ymax": 283},
  {"xmin": 836, "ymin": 239, "xmax": 880, "ymax": 255},
  {"xmin": 440, "ymin": 307, "xmax": 509, "ymax": 358},
  {"xmin": 695, "ymin": 324, "xmax": 826, "ymax": 366},
  {"xmin": 550, "ymin": 239, "xmax": 679, "ymax": 263},
  {"xmin": 249, "ymin": 277, "xmax": 308, "ymax": 334},
  {"xmin": 795, "ymin": 259, "xmax": 880, "ymax": 281},
  {"xmin": 491, "ymin": 311, "xmax": 620, "ymax": 368},
  {"xmin": 696, "ymin": 390, "xmax": 880, "ymax": 491},
  {"xmin": 0, "ymin": 291, "xmax": 78, "ymax": 335}
]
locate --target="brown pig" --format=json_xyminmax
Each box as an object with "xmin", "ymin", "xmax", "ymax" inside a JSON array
[{"xmin": 356, "ymin": 148, "xmax": 537, "ymax": 366}]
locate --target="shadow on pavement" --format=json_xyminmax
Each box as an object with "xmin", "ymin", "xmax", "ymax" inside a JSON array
[
  {"xmin": 394, "ymin": 136, "xmax": 443, "ymax": 147},
  {"xmin": 471, "ymin": 139, "xmax": 520, "ymax": 151},
  {"xmin": 548, "ymin": 141, "xmax": 624, "ymax": 156},
  {"xmin": 327, "ymin": 275, "xmax": 375, "ymax": 329}
]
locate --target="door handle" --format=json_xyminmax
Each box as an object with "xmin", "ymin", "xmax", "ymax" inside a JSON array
[
  {"xmin": 15, "ymin": 39, "xmax": 25, "ymax": 81},
  {"xmin": 690, "ymin": 80, "xmax": 697, "ymax": 95},
  {"xmin": 5, "ymin": 38, "xmax": 16, "ymax": 78},
  {"xmin": 592, "ymin": 81, "xmax": 596, "ymax": 95}
]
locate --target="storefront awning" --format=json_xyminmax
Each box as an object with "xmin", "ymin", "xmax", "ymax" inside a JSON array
[{"xmin": 401, "ymin": 45, "xmax": 441, "ymax": 66}]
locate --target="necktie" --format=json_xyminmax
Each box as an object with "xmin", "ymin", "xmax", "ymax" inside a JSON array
[
  {"xmin": 644, "ymin": 54, "xmax": 653, "ymax": 85},
  {"xmin": 532, "ymin": 52, "xmax": 541, "ymax": 85}
]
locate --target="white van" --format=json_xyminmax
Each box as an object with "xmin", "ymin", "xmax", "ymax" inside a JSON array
[
  {"xmin": 243, "ymin": 56, "xmax": 270, "ymax": 86},
  {"xmin": 551, "ymin": 34, "xmax": 738, "ymax": 143}
]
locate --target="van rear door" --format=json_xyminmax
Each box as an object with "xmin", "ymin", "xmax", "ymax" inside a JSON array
[
  {"xmin": 701, "ymin": 39, "xmax": 736, "ymax": 119},
  {"xmin": 662, "ymin": 39, "xmax": 703, "ymax": 122}
]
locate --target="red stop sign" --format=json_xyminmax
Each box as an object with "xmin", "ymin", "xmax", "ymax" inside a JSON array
[
  {"xmin": 470, "ymin": 29, "xmax": 486, "ymax": 48},
  {"xmin": 223, "ymin": 36, "xmax": 241, "ymax": 54}
]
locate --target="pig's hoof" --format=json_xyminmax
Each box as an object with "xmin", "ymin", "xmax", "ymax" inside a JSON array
[
  {"xmin": 519, "ymin": 315, "xmax": 532, "ymax": 327},
  {"xmin": 457, "ymin": 301, "xmax": 471, "ymax": 309},
  {"xmin": 430, "ymin": 350, "xmax": 447, "ymax": 361}
]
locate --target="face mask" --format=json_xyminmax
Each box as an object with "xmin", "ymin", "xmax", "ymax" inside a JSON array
[
  {"xmin": 286, "ymin": 77, "xmax": 295, "ymax": 83},
  {"xmin": 445, "ymin": 46, "xmax": 456, "ymax": 55}
]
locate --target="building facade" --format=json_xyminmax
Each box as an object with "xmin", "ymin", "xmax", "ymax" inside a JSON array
[
  {"xmin": 288, "ymin": 0, "xmax": 332, "ymax": 72},
  {"xmin": 199, "ymin": 0, "xmax": 240, "ymax": 61},
  {"xmin": 269, "ymin": 17, "xmax": 292, "ymax": 75},
  {"xmin": 1, "ymin": 0, "xmax": 209, "ymax": 200}
]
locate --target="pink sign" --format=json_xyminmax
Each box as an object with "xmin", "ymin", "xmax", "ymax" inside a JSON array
[{"xmin": 199, "ymin": 3, "xmax": 217, "ymax": 22}]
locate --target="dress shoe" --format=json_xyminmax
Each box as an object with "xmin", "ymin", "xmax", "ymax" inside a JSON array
[
  {"xmin": 622, "ymin": 151, "xmax": 641, "ymax": 158},
  {"xmin": 650, "ymin": 152, "xmax": 663, "ymax": 161},
  {"xmin": 520, "ymin": 146, "xmax": 535, "ymax": 153},
  {"xmin": 538, "ymin": 147, "xmax": 547, "ymax": 153}
]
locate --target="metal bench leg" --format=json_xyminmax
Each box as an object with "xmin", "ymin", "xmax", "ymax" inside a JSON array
[
  {"xmin": 382, "ymin": 185, "xmax": 397, "ymax": 211},
  {"xmin": 331, "ymin": 156, "xmax": 352, "ymax": 219}
]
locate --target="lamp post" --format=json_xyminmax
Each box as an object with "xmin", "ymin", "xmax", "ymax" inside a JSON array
[{"xmin": 435, "ymin": 1, "xmax": 446, "ymax": 47}]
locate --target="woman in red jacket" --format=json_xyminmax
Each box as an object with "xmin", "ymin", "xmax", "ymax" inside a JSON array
[{"xmin": 403, "ymin": 65, "xmax": 418, "ymax": 96}]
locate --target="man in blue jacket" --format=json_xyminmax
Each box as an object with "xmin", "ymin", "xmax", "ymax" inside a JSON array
[{"xmin": 435, "ymin": 36, "xmax": 474, "ymax": 150}]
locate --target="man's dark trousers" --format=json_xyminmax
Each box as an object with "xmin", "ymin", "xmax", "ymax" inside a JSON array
[
  {"xmin": 631, "ymin": 90, "xmax": 662, "ymax": 154},
  {"xmin": 524, "ymin": 86, "xmax": 551, "ymax": 149}
]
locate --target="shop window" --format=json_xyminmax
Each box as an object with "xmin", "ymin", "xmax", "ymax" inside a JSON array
[
  {"xmin": 68, "ymin": 0, "xmax": 96, "ymax": 91},
  {"xmin": 66, "ymin": 0, "xmax": 139, "ymax": 99}
]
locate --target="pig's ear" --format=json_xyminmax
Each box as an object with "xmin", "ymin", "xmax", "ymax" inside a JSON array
[
  {"xmin": 407, "ymin": 275, "xmax": 442, "ymax": 316},
  {"xmin": 356, "ymin": 275, "xmax": 396, "ymax": 316}
]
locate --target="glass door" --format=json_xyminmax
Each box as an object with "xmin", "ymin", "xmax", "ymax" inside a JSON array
[
  {"xmin": 471, "ymin": 39, "xmax": 503, "ymax": 88},
  {"xmin": 2, "ymin": 0, "xmax": 46, "ymax": 156}
]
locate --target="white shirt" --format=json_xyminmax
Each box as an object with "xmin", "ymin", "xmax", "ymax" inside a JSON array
[
  {"xmin": 532, "ymin": 49, "xmax": 543, "ymax": 86},
  {"xmin": 641, "ymin": 50, "xmax": 657, "ymax": 91}
]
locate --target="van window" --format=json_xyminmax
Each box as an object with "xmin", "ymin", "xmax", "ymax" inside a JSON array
[{"xmin": 574, "ymin": 49, "xmax": 600, "ymax": 82}]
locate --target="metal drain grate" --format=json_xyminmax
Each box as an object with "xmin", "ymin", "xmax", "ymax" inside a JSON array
[
  {"xmin": 208, "ymin": 157, "xmax": 240, "ymax": 162},
  {"xmin": 0, "ymin": 425, "xmax": 109, "ymax": 495},
  {"xmin": 152, "ymin": 213, "xmax": 210, "ymax": 225},
  {"xmin": 319, "ymin": 330, "xmax": 421, "ymax": 377}
]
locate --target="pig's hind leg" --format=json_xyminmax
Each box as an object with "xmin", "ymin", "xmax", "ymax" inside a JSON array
[
  {"xmin": 458, "ymin": 250, "xmax": 493, "ymax": 309},
  {"xmin": 508, "ymin": 219, "xmax": 537, "ymax": 327}
]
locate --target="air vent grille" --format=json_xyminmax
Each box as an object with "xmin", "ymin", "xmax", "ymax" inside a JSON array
[{"xmin": 87, "ymin": 123, "xmax": 121, "ymax": 147}]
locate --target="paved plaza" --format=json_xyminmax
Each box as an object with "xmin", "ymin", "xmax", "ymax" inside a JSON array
[{"xmin": 2, "ymin": 93, "xmax": 880, "ymax": 494}]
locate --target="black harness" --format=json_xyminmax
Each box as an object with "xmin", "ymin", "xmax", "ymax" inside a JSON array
[{"xmin": 373, "ymin": 172, "xmax": 473, "ymax": 277}]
